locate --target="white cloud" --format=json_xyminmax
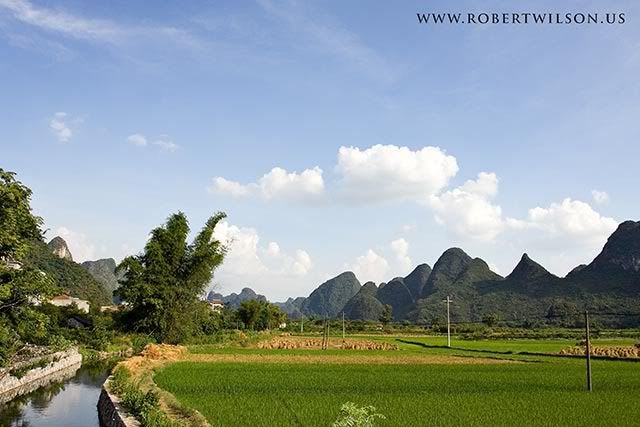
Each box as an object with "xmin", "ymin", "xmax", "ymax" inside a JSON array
[
  {"xmin": 292, "ymin": 250, "xmax": 313, "ymax": 276},
  {"xmin": 127, "ymin": 133, "xmax": 147, "ymax": 146},
  {"xmin": 507, "ymin": 198, "xmax": 617, "ymax": 247},
  {"xmin": 212, "ymin": 221, "xmax": 314, "ymax": 298},
  {"xmin": 390, "ymin": 238, "xmax": 412, "ymax": 274},
  {"xmin": 346, "ymin": 249, "xmax": 390, "ymax": 284},
  {"xmin": 153, "ymin": 136, "xmax": 178, "ymax": 152},
  {"xmin": 0, "ymin": 0, "xmax": 121, "ymax": 42},
  {"xmin": 266, "ymin": 241, "xmax": 280, "ymax": 257},
  {"xmin": 212, "ymin": 177, "xmax": 251, "ymax": 197},
  {"xmin": 54, "ymin": 226, "xmax": 96, "ymax": 262},
  {"xmin": 49, "ymin": 112, "xmax": 72, "ymax": 142},
  {"xmin": 591, "ymin": 189, "xmax": 609, "ymax": 204},
  {"xmin": 211, "ymin": 167, "xmax": 325, "ymax": 201},
  {"xmin": 429, "ymin": 172, "xmax": 504, "ymax": 241},
  {"xmin": 336, "ymin": 145, "xmax": 458, "ymax": 203},
  {"xmin": 127, "ymin": 133, "xmax": 178, "ymax": 152}
]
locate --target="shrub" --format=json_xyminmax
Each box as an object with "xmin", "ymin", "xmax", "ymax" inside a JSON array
[{"xmin": 332, "ymin": 402, "xmax": 386, "ymax": 427}]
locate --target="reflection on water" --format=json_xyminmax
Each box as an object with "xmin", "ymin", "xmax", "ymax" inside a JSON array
[{"xmin": 0, "ymin": 362, "xmax": 114, "ymax": 427}]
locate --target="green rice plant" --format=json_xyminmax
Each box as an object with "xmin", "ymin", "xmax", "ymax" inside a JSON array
[{"xmin": 154, "ymin": 357, "xmax": 640, "ymax": 427}]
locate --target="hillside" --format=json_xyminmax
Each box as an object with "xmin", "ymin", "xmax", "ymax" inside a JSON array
[
  {"xmin": 343, "ymin": 282, "xmax": 384, "ymax": 320},
  {"xmin": 81, "ymin": 258, "xmax": 123, "ymax": 298},
  {"xmin": 567, "ymin": 220, "xmax": 640, "ymax": 294},
  {"xmin": 274, "ymin": 297, "xmax": 306, "ymax": 319},
  {"xmin": 411, "ymin": 250, "xmax": 502, "ymax": 322},
  {"xmin": 301, "ymin": 271, "xmax": 361, "ymax": 318},
  {"xmin": 47, "ymin": 236, "xmax": 73, "ymax": 261},
  {"xmin": 376, "ymin": 278, "xmax": 414, "ymax": 320},
  {"xmin": 207, "ymin": 287, "xmax": 267, "ymax": 308},
  {"xmin": 24, "ymin": 239, "xmax": 112, "ymax": 305}
]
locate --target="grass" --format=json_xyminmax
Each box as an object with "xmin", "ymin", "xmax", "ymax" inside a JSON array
[{"xmin": 153, "ymin": 337, "xmax": 640, "ymax": 426}]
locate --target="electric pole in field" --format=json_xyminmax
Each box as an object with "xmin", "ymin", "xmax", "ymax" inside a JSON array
[
  {"xmin": 300, "ymin": 315, "xmax": 304, "ymax": 334},
  {"xmin": 444, "ymin": 296, "xmax": 452, "ymax": 348},
  {"xmin": 342, "ymin": 311, "xmax": 345, "ymax": 340},
  {"xmin": 585, "ymin": 310, "xmax": 592, "ymax": 392}
]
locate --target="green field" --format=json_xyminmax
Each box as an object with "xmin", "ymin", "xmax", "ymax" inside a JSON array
[{"xmin": 154, "ymin": 337, "xmax": 640, "ymax": 426}]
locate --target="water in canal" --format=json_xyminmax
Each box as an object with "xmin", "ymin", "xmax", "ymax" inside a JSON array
[{"xmin": 0, "ymin": 362, "xmax": 114, "ymax": 427}]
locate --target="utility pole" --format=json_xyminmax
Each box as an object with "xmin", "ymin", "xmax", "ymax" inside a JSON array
[
  {"xmin": 585, "ymin": 310, "xmax": 592, "ymax": 392},
  {"xmin": 342, "ymin": 311, "xmax": 345, "ymax": 340},
  {"xmin": 300, "ymin": 315, "xmax": 304, "ymax": 334},
  {"xmin": 444, "ymin": 296, "xmax": 452, "ymax": 348}
]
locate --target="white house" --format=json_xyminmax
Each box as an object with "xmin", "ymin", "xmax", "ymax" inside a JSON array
[
  {"xmin": 49, "ymin": 294, "xmax": 90, "ymax": 313},
  {"xmin": 209, "ymin": 299, "xmax": 224, "ymax": 313}
]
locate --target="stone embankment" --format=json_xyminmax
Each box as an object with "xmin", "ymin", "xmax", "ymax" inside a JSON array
[
  {"xmin": 0, "ymin": 347, "xmax": 82, "ymax": 404},
  {"xmin": 97, "ymin": 377, "xmax": 141, "ymax": 427}
]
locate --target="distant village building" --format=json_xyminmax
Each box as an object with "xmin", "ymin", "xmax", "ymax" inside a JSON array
[
  {"xmin": 100, "ymin": 305, "xmax": 121, "ymax": 313},
  {"xmin": 208, "ymin": 299, "xmax": 224, "ymax": 313},
  {"xmin": 49, "ymin": 294, "xmax": 90, "ymax": 313},
  {"xmin": 1, "ymin": 255, "xmax": 22, "ymax": 270}
]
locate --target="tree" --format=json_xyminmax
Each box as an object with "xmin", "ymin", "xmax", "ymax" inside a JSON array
[
  {"xmin": 0, "ymin": 169, "xmax": 57, "ymax": 365},
  {"xmin": 379, "ymin": 304, "xmax": 392, "ymax": 326},
  {"xmin": 115, "ymin": 212, "xmax": 227, "ymax": 343},
  {"xmin": 482, "ymin": 313, "xmax": 499, "ymax": 327},
  {"xmin": 237, "ymin": 299, "xmax": 262, "ymax": 330},
  {"xmin": 238, "ymin": 300, "xmax": 287, "ymax": 331}
]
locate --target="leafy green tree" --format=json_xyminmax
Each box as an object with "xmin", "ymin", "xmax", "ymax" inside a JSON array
[
  {"xmin": 115, "ymin": 212, "xmax": 226, "ymax": 343},
  {"xmin": 238, "ymin": 300, "xmax": 287, "ymax": 331},
  {"xmin": 379, "ymin": 304, "xmax": 393, "ymax": 326},
  {"xmin": 482, "ymin": 313, "xmax": 499, "ymax": 327},
  {"xmin": 0, "ymin": 169, "xmax": 57, "ymax": 365},
  {"xmin": 237, "ymin": 299, "xmax": 262, "ymax": 330}
]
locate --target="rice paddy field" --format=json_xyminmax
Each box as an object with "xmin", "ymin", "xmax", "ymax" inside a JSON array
[{"xmin": 153, "ymin": 336, "xmax": 640, "ymax": 426}]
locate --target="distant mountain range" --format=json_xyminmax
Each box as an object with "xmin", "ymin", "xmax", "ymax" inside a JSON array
[
  {"xmin": 206, "ymin": 287, "xmax": 267, "ymax": 308},
  {"xmin": 37, "ymin": 220, "xmax": 640, "ymax": 324},
  {"xmin": 210, "ymin": 220, "xmax": 640, "ymax": 325}
]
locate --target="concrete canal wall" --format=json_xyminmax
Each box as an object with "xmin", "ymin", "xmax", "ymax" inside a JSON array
[
  {"xmin": 0, "ymin": 347, "xmax": 82, "ymax": 404},
  {"xmin": 97, "ymin": 377, "xmax": 141, "ymax": 427}
]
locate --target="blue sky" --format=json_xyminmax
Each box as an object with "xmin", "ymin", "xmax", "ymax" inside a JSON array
[{"xmin": 1, "ymin": 0, "xmax": 638, "ymax": 300}]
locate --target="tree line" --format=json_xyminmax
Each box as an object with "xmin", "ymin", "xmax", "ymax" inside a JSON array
[{"xmin": 0, "ymin": 168, "xmax": 286, "ymax": 366}]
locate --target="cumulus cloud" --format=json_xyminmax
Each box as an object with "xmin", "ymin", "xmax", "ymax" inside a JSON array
[
  {"xmin": 591, "ymin": 190, "xmax": 609, "ymax": 204},
  {"xmin": 390, "ymin": 238, "xmax": 412, "ymax": 273},
  {"xmin": 127, "ymin": 133, "xmax": 147, "ymax": 146},
  {"xmin": 429, "ymin": 172, "xmax": 504, "ymax": 241},
  {"xmin": 336, "ymin": 144, "xmax": 458, "ymax": 203},
  {"xmin": 54, "ymin": 226, "xmax": 96, "ymax": 262},
  {"xmin": 507, "ymin": 198, "xmax": 617, "ymax": 247},
  {"xmin": 212, "ymin": 221, "xmax": 313, "ymax": 298},
  {"xmin": 291, "ymin": 250, "xmax": 313, "ymax": 276},
  {"xmin": 49, "ymin": 112, "xmax": 72, "ymax": 142},
  {"xmin": 346, "ymin": 249, "xmax": 390, "ymax": 284},
  {"xmin": 211, "ymin": 167, "xmax": 325, "ymax": 201}
]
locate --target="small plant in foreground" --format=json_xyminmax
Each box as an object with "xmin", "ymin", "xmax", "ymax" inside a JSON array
[{"xmin": 332, "ymin": 402, "xmax": 386, "ymax": 427}]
